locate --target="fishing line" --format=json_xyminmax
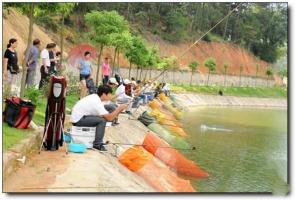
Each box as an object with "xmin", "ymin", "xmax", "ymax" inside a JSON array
[{"xmin": 179, "ymin": 3, "xmax": 243, "ymax": 59}]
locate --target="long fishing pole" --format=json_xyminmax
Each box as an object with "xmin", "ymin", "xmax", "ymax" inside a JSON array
[
  {"xmin": 102, "ymin": 140, "xmax": 196, "ymax": 151},
  {"xmin": 144, "ymin": 3, "xmax": 243, "ymax": 84},
  {"xmin": 179, "ymin": 3, "xmax": 243, "ymax": 59}
]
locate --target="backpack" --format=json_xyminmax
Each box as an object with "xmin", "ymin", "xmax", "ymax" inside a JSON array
[
  {"xmin": 86, "ymin": 78, "xmax": 97, "ymax": 94},
  {"xmin": 3, "ymin": 97, "xmax": 36, "ymax": 129},
  {"xmin": 138, "ymin": 111, "xmax": 156, "ymax": 126}
]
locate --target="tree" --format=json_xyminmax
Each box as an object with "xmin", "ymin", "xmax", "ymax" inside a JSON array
[
  {"xmin": 255, "ymin": 64, "xmax": 260, "ymax": 86},
  {"xmin": 239, "ymin": 64, "xmax": 243, "ymax": 86},
  {"xmin": 188, "ymin": 61, "xmax": 199, "ymax": 85},
  {"xmin": 85, "ymin": 10, "xmax": 129, "ymax": 85},
  {"xmin": 56, "ymin": 3, "xmax": 75, "ymax": 73},
  {"xmin": 145, "ymin": 47, "xmax": 160, "ymax": 81},
  {"xmin": 204, "ymin": 57, "xmax": 216, "ymax": 85},
  {"xmin": 20, "ymin": 3, "xmax": 34, "ymax": 98},
  {"xmin": 265, "ymin": 66, "xmax": 273, "ymax": 87},
  {"xmin": 223, "ymin": 63, "xmax": 229, "ymax": 86},
  {"xmin": 279, "ymin": 67, "xmax": 287, "ymax": 78},
  {"xmin": 124, "ymin": 36, "xmax": 149, "ymax": 80},
  {"xmin": 110, "ymin": 31, "xmax": 132, "ymax": 75},
  {"xmin": 157, "ymin": 56, "xmax": 178, "ymax": 82}
]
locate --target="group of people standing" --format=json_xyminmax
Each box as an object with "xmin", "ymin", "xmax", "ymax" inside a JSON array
[{"xmin": 3, "ymin": 38, "xmax": 61, "ymax": 93}]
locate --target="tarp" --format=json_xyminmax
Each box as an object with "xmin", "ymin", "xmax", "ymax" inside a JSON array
[
  {"xmin": 118, "ymin": 145, "xmax": 196, "ymax": 192},
  {"xmin": 143, "ymin": 132, "xmax": 209, "ymax": 178}
]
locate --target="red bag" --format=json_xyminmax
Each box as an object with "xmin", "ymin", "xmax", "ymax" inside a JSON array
[{"xmin": 3, "ymin": 97, "xmax": 36, "ymax": 129}]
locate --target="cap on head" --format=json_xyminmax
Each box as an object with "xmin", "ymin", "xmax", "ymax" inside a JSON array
[
  {"xmin": 123, "ymin": 79, "xmax": 131, "ymax": 85},
  {"xmin": 109, "ymin": 77, "xmax": 118, "ymax": 85}
]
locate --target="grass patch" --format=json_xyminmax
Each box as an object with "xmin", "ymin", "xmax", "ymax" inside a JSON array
[
  {"xmin": 3, "ymin": 123, "xmax": 33, "ymax": 151},
  {"xmin": 171, "ymin": 84, "xmax": 287, "ymax": 98}
]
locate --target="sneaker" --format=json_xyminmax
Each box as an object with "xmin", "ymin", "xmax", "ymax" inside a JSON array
[
  {"xmin": 112, "ymin": 122, "xmax": 120, "ymax": 126},
  {"xmin": 106, "ymin": 122, "xmax": 112, "ymax": 127},
  {"xmin": 93, "ymin": 145, "xmax": 107, "ymax": 152}
]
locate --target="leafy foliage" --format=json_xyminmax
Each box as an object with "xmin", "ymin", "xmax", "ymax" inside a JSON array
[{"xmin": 204, "ymin": 57, "xmax": 217, "ymax": 72}]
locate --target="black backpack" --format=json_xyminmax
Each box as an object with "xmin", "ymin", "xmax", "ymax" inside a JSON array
[{"xmin": 3, "ymin": 97, "xmax": 36, "ymax": 129}]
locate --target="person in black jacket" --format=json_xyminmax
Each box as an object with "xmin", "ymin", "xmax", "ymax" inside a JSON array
[{"xmin": 3, "ymin": 38, "xmax": 19, "ymax": 85}]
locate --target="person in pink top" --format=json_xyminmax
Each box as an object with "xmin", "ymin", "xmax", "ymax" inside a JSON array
[{"xmin": 102, "ymin": 57, "xmax": 111, "ymax": 85}]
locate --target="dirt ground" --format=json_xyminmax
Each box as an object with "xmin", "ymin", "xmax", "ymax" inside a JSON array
[{"xmin": 3, "ymin": 107, "xmax": 156, "ymax": 193}]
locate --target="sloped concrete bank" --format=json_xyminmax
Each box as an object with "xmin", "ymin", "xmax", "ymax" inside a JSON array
[{"xmin": 172, "ymin": 93, "xmax": 287, "ymax": 109}]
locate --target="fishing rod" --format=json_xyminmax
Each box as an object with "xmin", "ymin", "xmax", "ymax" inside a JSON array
[
  {"xmin": 102, "ymin": 140, "xmax": 196, "ymax": 151},
  {"xmin": 179, "ymin": 2, "xmax": 243, "ymax": 59},
  {"xmin": 141, "ymin": 3, "xmax": 243, "ymax": 85}
]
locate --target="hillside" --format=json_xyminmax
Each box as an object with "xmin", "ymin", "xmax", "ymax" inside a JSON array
[{"xmin": 3, "ymin": 8, "xmax": 271, "ymax": 78}]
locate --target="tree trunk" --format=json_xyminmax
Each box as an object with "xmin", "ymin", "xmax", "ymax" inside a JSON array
[
  {"xmin": 255, "ymin": 70, "xmax": 258, "ymax": 87},
  {"xmin": 267, "ymin": 76, "xmax": 269, "ymax": 87},
  {"xmin": 117, "ymin": 49, "xmax": 120, "ymax": 73},
  {"xmin": 149, "ymin": 67, "xmax": 152, "ymax": 79},
  {"xmin": 128, "ymin": 62, "xmax": 132, "ymax": 79},
  {"xmin": 136, "ymin": 66, "xmax": 139, "ymax": 80},
  {"xmin": 112, "ymin": 47, "xmax": 117, "ymax": 76},
  {"xmin": 60, "ymin": 14, "xmax": 65, "ymax": 75},
  {"xmin": 239, "ymin": 71, "xmax": 242, "ymax": 86},
  {"xmin": 173, "ymin": 69, "xmax": 175, "ymax": 84},
  {"xmin": 207, "ymin": 70, "xmax": 210, "ymax": 86},
  {"xmin": 20, "ymin": 3, "xmax": 34, "ymax": 98},
  {"xmin": 190, "ymin": 71, "xmax": 193, "ymax": 86},
  {"xmin": 139, "ymin": 66, "xmax": 143, "ymax": 80},
  {"xmin": 143, "ymin": 68, "xmax": 148, "ymax": 82},
  {"xmin": 96, "ymin": 45, "xmax": 104, "ymax": 85},
  {"xmin": 223, "ymin": 7, "xmax": 231, "ymax": 40},
  {"xmin": 224, "ymin": 71, "xmax": 227, "ymax": 86}
]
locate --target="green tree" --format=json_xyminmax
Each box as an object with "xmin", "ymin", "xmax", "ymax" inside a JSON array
[
  {"xmin": 188, "ymin": 61, "xmax": 199, "ymax": 85},
  {"xmin": 85, "ymin": 10, "xmax": 129, "ymax": 85},
  {"xmin": 110, "ymin": 31, "xmax": 132, "ymax": 75},
  {"xmin": 255, "ymin": 63, "xmax": 260, "ymax": 86},
  {"xmin": 239, "ymin": 64, "xmax": 244, "ymax": 86},
  {"xmin": 204, "ymin": 57, "xmax": 216, "ymax": 85},
  {"xmin": 265, "ymin": 66, "xmax": 273, "ymax": 87},
  {"xmin": 145, "ymin": 47, "xmax": 160, "ymax": 81},
  {"xmin": 223, "ymin": 63, "xmax": 229, "ymax": 86},
  {"xmin": 279, "ymin": 67, "xmax": 287, "ymax": 78},
  {"xmin": 124, "ymin": 36, "xmax": 149, "ymax": 80},
  {"xmin": 56, "ymin": 3, "xmax": 75, "ymax": 72}
]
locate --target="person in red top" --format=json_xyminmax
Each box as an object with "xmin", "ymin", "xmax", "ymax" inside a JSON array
[{"xmin": 102, "ymin": 57, "xmax": 111, "ymax": 85}]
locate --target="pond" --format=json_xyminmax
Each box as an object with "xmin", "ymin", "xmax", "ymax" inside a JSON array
[{"xmin": 182, "ymin": 107, "xmax": 288, "ymax": 193}]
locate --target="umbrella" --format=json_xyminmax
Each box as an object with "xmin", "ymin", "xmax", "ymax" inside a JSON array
[{"xmin": 67, "ymin": 44, "xmax": 97, "ymax": 68}]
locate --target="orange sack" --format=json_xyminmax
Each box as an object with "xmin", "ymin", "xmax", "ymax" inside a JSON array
[
  {"xmin": 143, "ymin": 132, "xmax": 209, "ymax": 178},
  {"xmin": 118, "ymin": 145, "xmax": 196, "ymax": 192}
]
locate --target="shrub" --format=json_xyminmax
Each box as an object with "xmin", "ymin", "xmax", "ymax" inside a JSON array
[{"xmin": 24, "ymin": 86, "xmax": 42, "ymax": 105}]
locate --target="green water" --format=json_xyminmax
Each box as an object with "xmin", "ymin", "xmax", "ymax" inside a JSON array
[{"xmin": 182, "ymin": 107, "xmax": 288, "ymax": 193}]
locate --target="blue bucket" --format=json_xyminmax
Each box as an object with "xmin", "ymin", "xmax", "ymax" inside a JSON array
[
  {"xmin": 63, "ymin": 133, "xmax": 72, "ymax": 143},
  {"xmin": 68, "ymin": 143, "xmax": 87, "ymax": 153}
]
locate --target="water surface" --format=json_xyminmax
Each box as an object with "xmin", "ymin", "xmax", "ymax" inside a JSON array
[{"xmin": 182, "ymin": 107, "xmax": 288, "ymax": 193}]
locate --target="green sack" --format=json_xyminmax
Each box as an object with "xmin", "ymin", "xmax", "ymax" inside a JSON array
[{"xmin": 138, "ymin": 111, "xmax": 156, "ymax": 126}]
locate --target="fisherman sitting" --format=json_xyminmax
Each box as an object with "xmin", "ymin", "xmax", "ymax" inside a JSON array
[
  {"xmin": 71, "ymin": 85, "xmax": 128, "ymax": 151},
  {"xmin": 115, "ymin": 79, "xmax": 133, "ymax": 114}
]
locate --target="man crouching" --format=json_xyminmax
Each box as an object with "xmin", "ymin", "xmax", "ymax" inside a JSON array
[{"xmin": 71, "ymin": 85, "xmax": 128, "ymax": 151}]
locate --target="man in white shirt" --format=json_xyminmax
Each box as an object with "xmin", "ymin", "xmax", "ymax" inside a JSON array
[
  {"xmin": 71, "ymin": 85, "xmax": 128, "ymax": 151},
  {"xmin": 39, "ymin": 43, "xmax": 56, "ymax": 89},
  {"xmin": 115, "ymin": 79, "xmax": 133, "ymax": 114}
]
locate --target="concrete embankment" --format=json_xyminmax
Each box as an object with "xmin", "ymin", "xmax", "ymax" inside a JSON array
[{"xmin": 172, "ymin": 93, "xmax": 287, "ymax": 109}]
